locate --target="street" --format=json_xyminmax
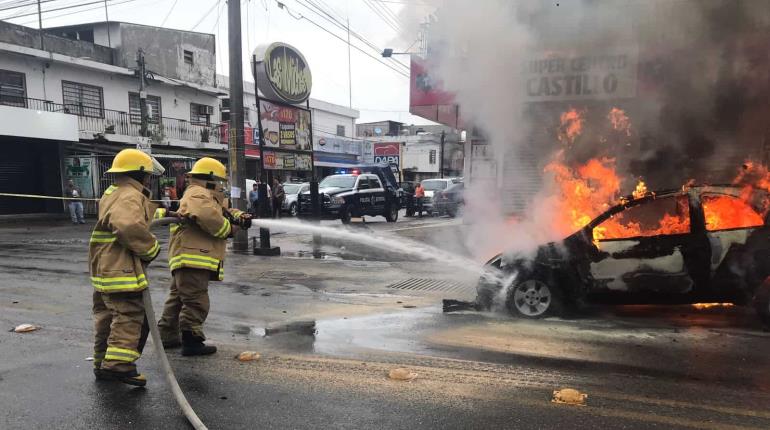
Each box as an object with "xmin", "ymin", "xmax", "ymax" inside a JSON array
[{"xmin": 2, "ymin": 213, "xmax": 769, "ymax": 429}]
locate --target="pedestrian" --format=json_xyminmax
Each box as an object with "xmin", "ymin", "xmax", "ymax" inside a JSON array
[
  {"xmin": 272, "ymin": 178, "xmax": 285, "ymax": 219},
  {"xmin": 248, "ymin": 182, "xmax": 259, "ymax": 216},
  {"xmin": 90, "ymin": 149, "xmax": 163, "ymax": 386},
  {"xmin": 414, "ymin": 182, "xmax": 425, "ymax": 218},
  {"xmin": 65, "ymin": 179, "xmax": 85, "ymax": 224},
  {"xmin": 158, "ymin": 157, "xmax": 251, "ymax": 356}
]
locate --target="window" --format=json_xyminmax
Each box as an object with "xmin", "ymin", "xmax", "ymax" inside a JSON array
[
  {"xmin": 595, "ymin": 195, "xmax": 690, "ymax": 241},
  {"xmin": 0, "ymin": 69, "xmax": 26, "ymax": 107},
  {"xmin": 190, "ymin": 103, "xmax": 212, "ymax": 125},
  {"xmin": 369, "ymin": 177, "xmax": 382, "ymax": 189},
  {"xmin": 184, "ymin": 50, "xmax": 194, "ymax": 65},
  {"xmin": 336, "ymin": 125, "xmax": 345, "ymax": 136},
  {"xmin": 62, "ymin": 81, "xmax": 104, "ymax": 117},
  {"xmin": 702, "ymin": 193, "xmax": 764, "ymax": 231},
  {"xmin": 129, "ymin": 92, "xmax": 161, "ymax": 124},
  {"xmin": 429, "ymin": 149, "xmax": 437, "ymax": 164}
]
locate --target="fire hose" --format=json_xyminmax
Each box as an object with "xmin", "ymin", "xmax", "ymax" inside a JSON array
[{"xmin": 147, "ymin": 217, "xmax": 206, "ymax": 430}]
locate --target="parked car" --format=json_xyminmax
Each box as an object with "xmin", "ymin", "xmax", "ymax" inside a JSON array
[
  {"xmin": 420, "ymin": 178, "xmax": 462, "ymax": 215},
  {"xmin": 297, "ymin": 165, "xmax": 401, "ymax": 224},
  {"xmin": 476, "ymin": 185, "xmax": 770, "ymax": 324},
  {"xmin": 282, "ymin": 182, "xmax": 309, "ymax": 216},
  {"xmin": 434, "ymin": 181, "xmax": 464, "ymax": 217}
]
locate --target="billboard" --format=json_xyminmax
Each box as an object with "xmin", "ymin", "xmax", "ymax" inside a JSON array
[
  {"xmin": 263, "ymin": 151, "xmax": 312, "ymax": 171},
  {"xmin": 409, "ymin": 55, "xmax": 460, "ymax": 128},
  {"xmin": 258, "ymin": 100, "xmax": 312, "ymax": 151},
  {"xmin": 373, "ymin": 142, "xmax": 400, "ymax": 168}
]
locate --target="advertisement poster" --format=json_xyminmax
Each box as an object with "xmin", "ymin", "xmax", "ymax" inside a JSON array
[
  {"xmin": 259, "ymin": 100, "xmax": 311, "ymax": 151},
  {"xmin": 64, "ymin": 156, "xmax": 94, "ymax": 198},
  {"xmin": 263, "ymin": 151, "xmax": 312, "ymax": 171},
  {"xmin": 373, "ymin": 142, "xmax": 401, "ymax": 167}
]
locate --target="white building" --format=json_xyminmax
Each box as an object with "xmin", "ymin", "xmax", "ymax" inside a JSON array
[{"xmin": 0, "ymin": 19, "xmax": 362, "ymax": 214}]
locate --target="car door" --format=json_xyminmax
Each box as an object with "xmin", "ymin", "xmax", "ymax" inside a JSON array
[
  {"xmin": 586, "ymin": 193, "xmax": 708, "ymax": 296},
  {"xmin": 354, "ymin": 175, "xmax": 371, "ymax": 215},
  {"xmin": 369, "ymin": 176, "xmax": 386, "ymax": 214}
]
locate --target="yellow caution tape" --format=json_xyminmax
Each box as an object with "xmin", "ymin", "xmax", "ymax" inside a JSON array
[{"xmin": 0, "ymin": 192, "xmax": 178, "ymax": 203}]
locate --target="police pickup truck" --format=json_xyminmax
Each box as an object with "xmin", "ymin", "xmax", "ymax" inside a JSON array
[{"xmin": 298, "ymin": 164, "xmax": 402, "ymax": 224}]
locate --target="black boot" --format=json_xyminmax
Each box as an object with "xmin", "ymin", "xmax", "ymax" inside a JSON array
[
  {"xmin": 181, "ymin": 331, "xmax": 217, "ymax": 356},
  {"xmin": 96, "ymin": 368, "xmax": 147, "ymax": 387}
]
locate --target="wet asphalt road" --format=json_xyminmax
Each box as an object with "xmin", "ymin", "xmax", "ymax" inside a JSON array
[{"xmin": 2, "ymin": 213, "xmax": 770, "ymax": 429}]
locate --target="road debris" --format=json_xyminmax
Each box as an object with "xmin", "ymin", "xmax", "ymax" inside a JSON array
[
  {"xmin": 237, "ymin": 351, "xmax": 261, "ymax": 362},
  {"xmin": 11, "ymin": 324, "xmax": 39, "ymax": 333},
  {"xmin": 388, "ymin": 368, "xmax": 418, "ymax": 381},
  {"xmin": 552, "ymin": 388, "xmax": 588, "ymax": 406},
  {"xmin": 265, "ymin": 320, "xmax": 316, "ymax": 336},
  {"xmin": 442, "ymin": 299, "xmax": 479, "ymax": 312}
]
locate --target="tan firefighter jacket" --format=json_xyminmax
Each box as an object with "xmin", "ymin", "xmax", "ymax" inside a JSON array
[
  {"xmin": 89, "ymin": 176, "xmax": 161, "ymax": 293},
  {"xmin": 161, "ymin": 178, "xmax": 243, "ymax": 280}
]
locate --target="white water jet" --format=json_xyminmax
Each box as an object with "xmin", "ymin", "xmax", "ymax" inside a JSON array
[{"xmin": 251, "ymin": 219, "xmax": 502, "ymax": 281}]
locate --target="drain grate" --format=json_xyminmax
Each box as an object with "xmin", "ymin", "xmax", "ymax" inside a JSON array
[{"xmin": 387, "ymin": 278, "xmax": 473, "ymax": 293}]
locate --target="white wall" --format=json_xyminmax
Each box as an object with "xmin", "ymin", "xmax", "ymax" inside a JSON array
[
  {"xmin": 402, "ymin": 142, "xmax": 441, "ymax": 173},
  {"xmin": 0, "ymin": 52, "xmax": 221, "ymax": 122}
]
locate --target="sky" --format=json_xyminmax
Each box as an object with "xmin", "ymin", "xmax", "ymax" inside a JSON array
[{"xmin": 0, "ymin": 0, "xmax": 436, "ymax": 125}]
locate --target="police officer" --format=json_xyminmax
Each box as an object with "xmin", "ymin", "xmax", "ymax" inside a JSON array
[
  {"xmin": 90, "ymin": 148, "xmax": 163, "ymax": 386},
  {"xmin": 157, "ymin": 157, "xmax": 250, "ymax": 356}
]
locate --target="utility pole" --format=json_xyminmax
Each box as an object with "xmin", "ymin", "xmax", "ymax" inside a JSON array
[
  {"xmin": 346, "ymin": 17, "xmax": 352, "ymax": 109},
  {"xmin": 228, "ymin": 0, "xmax": 248, "ymax": 252},
  {"xmin": 136, "ymin": 49, "xmax": 149, "ymax": 138},
  {"xmin": 104, "ymin": 1, "xmax": 111, "ymax": 48},
  {"xmin": 36, "ymin": 0, "xmax": 43, "ymax": 50},
  {"xmin": 439, "ymin": 130, "xmax": 445, "ymax": 178}
]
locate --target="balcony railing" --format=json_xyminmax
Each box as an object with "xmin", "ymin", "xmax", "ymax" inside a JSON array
[{"xmin": 1, "ymin": 96, "xmax": 222, "ymax": 145}]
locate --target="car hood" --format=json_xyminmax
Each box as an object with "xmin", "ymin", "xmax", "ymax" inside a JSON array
[{"xmin": 301, "ymin": 187, "xmax": 350, "ymax": 196}]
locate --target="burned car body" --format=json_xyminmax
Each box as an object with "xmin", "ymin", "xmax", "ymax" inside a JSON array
[{"xmin": 477, "ymin": 185, "xmax": 770, "ymax": 323}]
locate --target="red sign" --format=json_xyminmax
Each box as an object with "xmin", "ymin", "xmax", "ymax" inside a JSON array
[
  {"xmin": 409, "ymin": 56, "xmax": 461, "ymax": 128},
  {"xmin": 373, "ymin": 143, "xmax": 399, "ymax": 156}
]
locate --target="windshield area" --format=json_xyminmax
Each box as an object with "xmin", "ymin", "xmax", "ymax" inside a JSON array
[
  {"xmin": 320, "ymin": 176, "xmax": 356, "ymax": 189},
  {"xmin": 283, "ymin": 184, "xmax": 301, "ymax": 194},
  {"xmin": 422, "ymin": 180, "xmax": 447, "ymax": 191}
]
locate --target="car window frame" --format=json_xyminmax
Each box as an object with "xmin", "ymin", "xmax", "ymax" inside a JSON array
[
  {"xmin": 700, "ymin": 191, "xmax": 767, "ymax": 232},
  {"xmin": 589, "ymin": 192, "xmax": 693, "ymax": 242}
]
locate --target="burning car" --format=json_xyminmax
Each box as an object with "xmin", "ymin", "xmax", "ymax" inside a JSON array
[{"xmin": 476, "ymin": 185, "xmax": 770, "ymax": 324}]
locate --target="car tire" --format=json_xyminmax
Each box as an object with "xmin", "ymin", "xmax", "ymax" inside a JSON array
[
  {"xmin": 289, "ymin": 203, "xmax": 298, "ymax": 217},
  {"xmin": 754, "ymin": 277, "xmax": 770, "ymax": 327},
  {"xmin": 340, "ymin": 206, "xmax": 352, "ymax": 224},
  {"xmin": 446, "ymin": 207, "xmax": 457, "ymax": 218},
  {"xmin": 384, "ymin": 205, "xmax": 398, "ymax": 222},
  {"xmin": 506, "ymin": 278, "xmax": 563, "ymax": 319}
]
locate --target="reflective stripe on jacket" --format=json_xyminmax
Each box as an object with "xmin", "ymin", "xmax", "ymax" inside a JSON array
[
  {"xmin": 168, "ymin": 179, "xmax": 243, "ymax": 281},
  {"xmin": 88, "ymin": 176, "xmax": 160, "ymax": 293}
]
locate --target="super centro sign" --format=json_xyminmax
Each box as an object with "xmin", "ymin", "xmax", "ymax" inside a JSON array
[{"xmin": 253, "ymin": 42, "xmax": 313, "ymax": 104}]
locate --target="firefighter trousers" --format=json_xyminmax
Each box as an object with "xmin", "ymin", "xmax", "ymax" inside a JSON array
[
  {"xmin": 93, "ymin": 291, "xmax": 149, "ymax": 373},
  {"xmin": 158, "ymin": 268, "xmax": 211, "ymax": 342}
]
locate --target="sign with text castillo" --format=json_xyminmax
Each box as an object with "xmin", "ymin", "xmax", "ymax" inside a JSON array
[{"xmin": 253, "ymin": 42, "xmax": 312, "ymax": 104}]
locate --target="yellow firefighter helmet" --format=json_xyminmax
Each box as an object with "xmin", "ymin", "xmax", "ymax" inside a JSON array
[
  {"xmin": 106, "ymin": 148, "xmax": 161, "ymax": 175},
  {"xmin": 190, "ymin": 157, "xmax": 227, "ymax": 180}
]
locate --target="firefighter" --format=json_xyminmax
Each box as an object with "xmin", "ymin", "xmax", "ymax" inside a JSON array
[
  {"xmin": 157, "ymin": 157, "xmax": 250, "ymax": 356},
  {"xmin": 90, "ymin": 148, "xmax": 163, "ymax": 387}
]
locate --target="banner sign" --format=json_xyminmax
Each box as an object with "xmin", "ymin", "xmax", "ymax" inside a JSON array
[
  {"xmin": 263, "ymin": 151, "xmax": 312, "ymax": 171},
  {"xmin": 524, "ymin": 48, "xmax": 638, "ymax": 102},
  {"xmin": 253, "ymin": 42, "xmax": 313, "ymax": 104},
  {"xmin": 373, "ymin": 142, "xmax": 400, "ymax": 167},
  {"xmin": 64, "ymin": 156, "xmax": 95, "ymax": 198},
  {"xmin": 313, "ymin": 136, "xmax": 362, "ymax": 155},
  {"xmin": 259, "ymin": 100, "xmax": 312, "ymax": 151}
]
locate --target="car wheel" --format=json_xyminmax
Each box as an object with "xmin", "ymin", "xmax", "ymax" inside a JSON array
[
  {"xmin": 446, "ymin": 206, "xmax": 457, "ymax": 218},
  {"xmin": 385, "ymin": 205, "xmax": 398, "ymax": 222},
  {"xmin": 289, "ymin": 203, "xmax": 298, "ymax": 217},
  {"xmin": 506, "ymin": 279, "xmax": 561, "ymax": 318},
  {"xmin": 754, "ymin": 277, "xmax": 770, "ymax": 326},
  {"xmin": 340, "ymin": 206, "xmax": 352, "ymax": 224}
]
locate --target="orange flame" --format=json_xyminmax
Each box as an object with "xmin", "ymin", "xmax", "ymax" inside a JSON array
[
  {"xmin": 607, "ymin": 107, "xmax": 631, "ymax": 136},
  {"xmin": 558, "ymin": 108, "xmax": 585, "ymax": 145},
  {"xmin": 692, "ymin": 303, "xmax": 734, "ymax": 310},
  {"xmin": 632, "ymin": 179, "xmax": 648, "ymax": 199}
]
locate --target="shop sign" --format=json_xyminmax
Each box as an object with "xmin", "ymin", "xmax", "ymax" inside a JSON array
[
  {"xmin": 373, "ymin": 142, "xmax": 400, "ymax": 167},
  {"xmin": 263, "ymin": 150, "xmax": 312, "ymax": 171},
  {"xmin": 253, "ymin": 42, "xmax": 312, "ymax": 104},
  {"xmin": 524, "ymin": 47, "xmax": 638, "ymax": 102},
  {"xmin": 259, "ymin": 100, "xmax": 312, "ymax": 151}
]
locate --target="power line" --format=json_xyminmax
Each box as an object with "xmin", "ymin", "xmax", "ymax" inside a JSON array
[
  {"xmin": 0, "ymin": 0, "xmax": 56, "ymax": 14},
  {"xmin": 275, "ymin": 1, "xmax": 408, "ymax": 78},
  {"xmin": 159, "ymin": 0, "xmax": 178, "ymax": 27},
  {"xmin": 8, "ymin": 0, "xmax": 122, "ymax": 19},
  {"xmin": 17, "ymin": 0, "xmax": 143, "ymax": 25},
  {"xmin": 190, "ymin": 0, "xmax": 220, "ymax": 31},
  {"xmin": 362, "ymin": 0, "xmax": 400, "ymax": 33}
]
